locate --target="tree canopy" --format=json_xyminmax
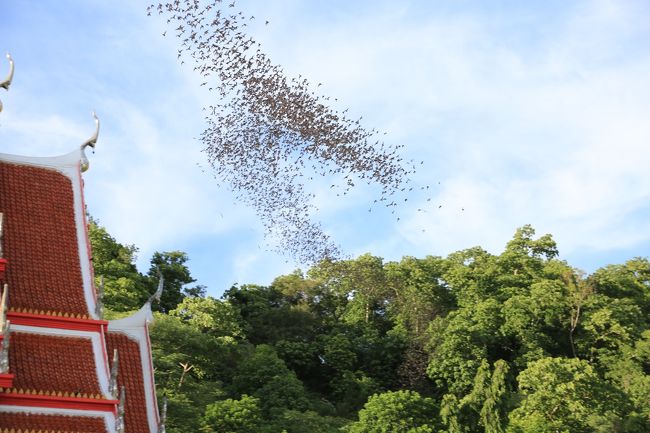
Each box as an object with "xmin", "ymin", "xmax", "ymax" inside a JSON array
[{"xmin": 92, "ymin": 222, "xmax": 650, "ymax": 433}]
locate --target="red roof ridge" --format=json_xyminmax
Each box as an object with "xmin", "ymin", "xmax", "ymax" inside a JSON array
[
  {"xmin": 8, "ymin": 308, "xmax": 90, "ymax": 320},
  {"xmin": 1, "ymin": 429, "xmax": 97, "ymax": 433},
  {"xmin": 6, "ymin": 311, "xmax": 107, "ymax": 334},
  {"xmin": 0, "ymin": 388, "xmax": 105, "ymax": 399},
  {"xmin": 0, "ymin": 389, "xmax": 117, "ymax": 413}
]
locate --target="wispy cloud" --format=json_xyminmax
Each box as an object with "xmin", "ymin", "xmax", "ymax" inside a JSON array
[{"xmin": 1, "ymin": 0, "xmax": 649, "ymax": 293}]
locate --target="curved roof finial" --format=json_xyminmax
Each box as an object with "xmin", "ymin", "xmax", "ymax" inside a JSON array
[
  {"xmin": 115, "ymin": 386, "xmax": 126, "ymax": 433},
  {"xmin": 95, "ymin": 275, "xmax": 105, "ymax": 319},
  {"xmin": 0, "ymin": 320, "xmax": 10, "ymax": 374},
  {"xmin": 109, "ymin": 348, "xmax": 119, "ymax": 399},
  {"xmin": 0, "ymin": 53, "xmax": 15, "ymax": 113},
  {"xmin": 80, "ymin": 111, "xmax": 100, "ymax": 172},
  {"xmin": 0, "ymin": 284, "xmax": 8, "ymax": 333},
  {"xmin": 147, "ymin": 269, "xmax": 165, "ymax": 305}
]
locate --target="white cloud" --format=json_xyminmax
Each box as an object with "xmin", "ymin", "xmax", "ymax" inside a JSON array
[{"xmin": 2, "ymin": 0, "xmax": 649, "ymax": 294}]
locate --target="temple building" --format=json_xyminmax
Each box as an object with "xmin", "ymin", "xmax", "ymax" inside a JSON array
[{"xmin": 0, "ymin": 55, "xmax": 165, "ymax": 433}]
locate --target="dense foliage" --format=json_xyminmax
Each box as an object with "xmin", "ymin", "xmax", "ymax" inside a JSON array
[{"xmin": 91, "ymin": 221, "xmax": 650, "ymax": 432}]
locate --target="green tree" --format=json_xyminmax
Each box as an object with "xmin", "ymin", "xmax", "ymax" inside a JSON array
[
  {"xmin": 590, "ymin": 258, "xmax": 650, "ymax": 317},
  {"xmin": 232, "ymin": 344, "xmax": 309, "ymax": 417},
  {"xmin": 310, "ymin": 254, "xmax": 390, "ymax": 325},
  {"xmin": 201, "ymin": 395, "xmax": 263, "ymax": 433},
  {"xmin": 149, "ymin": 251, "xmax": 201, "ymax": 313},
  {"xmin": 88, "ymin": 218, "xmax": 150, "ymax": 311},
  {"xmin": 272, "ymin": 410, "xmax": 347, "ymax": 433},
  {"xmin": 170, "ymin": 296, "xmax": 245, "ymax": 339},
  {"xmin": 385, "ymin": 255, "xmax": 454, "ymax": 336},
  {"xmin": 426, "ymin": 299, "xmax": 503, "ymax": 395},
  {"xmin": 496, "ymin": 225, "xmax": 558, "ymax": 290},
  {"xmin": 346, "ymin": 390, "xmax": 439, "ymax": 433},
  {"xmin": 575, "ymin": 295, "xmax": 644, "ymax": 364},
  {"xmin": 225, "ymin": 284, "xmax": 319, "ymax": 344},
  {"xmin": 602, "ymin": 330, "xmax": 650, "ymax": 427},
  {"xmin": 508, "ymin": 357, "xmax": 627, "ymax": 433},
  {"xmin": 150, "ymin": 314, "xmax": 238, "ymax": 433},
  {"xmin": 440, "ymin": 360, "xmax": 511, "ymax": 433}
]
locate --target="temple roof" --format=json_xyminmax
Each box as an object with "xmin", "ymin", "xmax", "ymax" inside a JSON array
[
  {"xmin": 0, "ymin": 147, "xmax": 160, "ymax": 433},
  {"xmin": 7, "ymin": 332, "xmax": 102, "ymax": 397},
  {"xmin": 105, "ymin": 302, "xmax": 160, "ymax": 433},
  {"xmin": 105, "ymin": 333, "xmax": 151, "ymax": 433},
  {"xmin": 0, "ymin": 158, "xmax": 92, "ymax": 317},
  {"xmin": 0, "ymin": 411, "xmax": 108, "ymax": 432}
]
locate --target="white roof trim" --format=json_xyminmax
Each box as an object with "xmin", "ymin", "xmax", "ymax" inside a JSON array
[
  {"xmin": 0, "ymin": 149, "xmax": 83, "ymax": 173},
  {"xmin": 108, "ymin": 304, "xmax": 159, "ymax": 433},
  {"xmin": 0, "ymin": 405, "xmax": 116, "ymax": 433},
  {"xmin": 11, "ymin": 324, "xmax": 111, "ymax": 397},
  {"xmin": 0, "ymin": 149, "xmax": 99, "ymax": 320}
]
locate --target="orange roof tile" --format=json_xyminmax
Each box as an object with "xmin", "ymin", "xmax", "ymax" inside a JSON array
[
  {"xmin": 106, "ymin": 332, "xmax": 151, "ymax": 433},
  {"xmin": 0, "ymin": 412, "xmax": 107, "ymax": 432},
  {"xmin": 8, "ymin": 332, "xmax": 101, "ymax": 396},
  {"xmin": 0, "ymin": 161, "xmax": 88, "ymax": 316}
]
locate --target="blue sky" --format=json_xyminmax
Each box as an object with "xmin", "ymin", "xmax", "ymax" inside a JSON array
[{"xmin": 1, "ymin": 0, "xmax": 649, "ymax": 296}]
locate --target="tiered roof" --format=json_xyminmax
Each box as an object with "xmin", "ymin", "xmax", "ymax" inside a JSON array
[
  {"xmin": 0, "ymin": 162, "xmax": 89, "ymax": 317},
  {"xmin": 106, "ymin": 333, "xmax": 151, "ymax": 433},
  {"xmin": 0, "ymin": 138, "xmax": 163, "ymax": 432},
  {"xmin": 9, "ymin": 332, "xmax": 101, "ymax": 396},
  {"xmin": 0, "ymin": 412, "xmax": 108, "ymax": 433}
]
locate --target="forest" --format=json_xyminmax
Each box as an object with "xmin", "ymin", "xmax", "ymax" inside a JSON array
[{"xmin": 90, "ymin": 219, "xmax": 650, "ymax": 433}]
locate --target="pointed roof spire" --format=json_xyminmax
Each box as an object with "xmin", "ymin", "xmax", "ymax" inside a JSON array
[
  {"xmin": 95, "ymin": 275, "xmax": 105, "ymax": 319},
  {"xmin": 0, "ymin": 53, "xmax": 14, "ymax": 113},
  {"xmin": 157, "ymin": 395, "xmax": 167, "ymax": 433},
  {"xmin": 0, "ymin": 319, "xmax": 10, "ymax": 374},
  {"xmin": 109, "ymin": 348, "xmax": 119, "ymax": 399},
  {"xmin": 115, "ymin": 385, "xmax": 126, "ymax": 433},
  {"xmin": 0, "ymin": 284, "xmax": 7, "ymax": 333},
  {"xmin": 147, "ymin": 268, "xmax": 164, "ymax": 306},
  {"xmin": 80, "ymin": 111, "xmax": 100, "ymax": 172}
]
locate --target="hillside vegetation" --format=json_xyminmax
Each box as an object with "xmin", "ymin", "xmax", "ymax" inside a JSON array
[{"xmin": 91, "ymin": 221, "xmax": 650, "ymax": 432}]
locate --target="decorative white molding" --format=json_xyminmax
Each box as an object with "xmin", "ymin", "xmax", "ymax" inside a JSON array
[
  {"xmin": 108, "ymin": 304, "xmax": 159, "ymax": 433},
  {"xmin": 0, "ymin": 405, "xmax": 116, "ymax": 433},
  {"xmin": 0, "ymin": 150, "xmax": 99, "ymax": 320}
]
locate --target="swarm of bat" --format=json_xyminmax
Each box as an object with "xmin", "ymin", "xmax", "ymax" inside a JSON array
[{"xmin": 148, "ymin": 0, "xmax": 418, "ymax": 264}]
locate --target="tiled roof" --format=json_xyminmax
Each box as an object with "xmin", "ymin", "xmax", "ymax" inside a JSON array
[
  {"xmin": 0, "ymin": 412, "xmax": 107, "ymax": 432},
  {"xmin": 105, "ymin": 332, "xmax": 150, "ymax": 433},
  {"xmin": 0, "ymin": 161, "xmax": 88, "ymax": 317},
  {"xmin": 8, "ymin": 332, "xmax": 101, "ymax": 396}
]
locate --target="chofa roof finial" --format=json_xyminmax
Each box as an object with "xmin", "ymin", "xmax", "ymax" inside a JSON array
[
  {"xmin": 115, "ymin": 386, "xmax": 126, "ymax": 433},
  {"xmin": 158, "ymin": 395, "xmax": 167, "ymax": 433},
  {"xmin": 0, "ymin": 53, "xmax": 14, "ymax": 113},
  {"xmin": 0, "ymin": 319, "xmax": 10, "ymax": 374},
  {"xmin": 80, "ymin": 111, "xmax": 100, "ymax": 172},
  {"xmin": 95, "ymin": 275, "xmax": 105, "ymax": 319},
  {"xmin": 109, "ymin": 348, "xmax": 119, "ymax": 399},
  {"xmin": 147, "ymin": 268, "xmax": 165, "ymax": 306},
  {"xmin": 0, "ymin": 284, "xmax": 7, "ymax": 333}
]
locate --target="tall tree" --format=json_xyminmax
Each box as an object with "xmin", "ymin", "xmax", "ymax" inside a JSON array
[
  {"xmin": 385, "ymin": 255, "xmax": 454, "ymax": 336},
  {"xmin": 149, "ymin": 251, "xmax": 201, "ymax": 312},
  {"xmin": 201, "ymin": 395, "xmax": 264, "ymax": 433},
  {"xmin": 508, "ymin": 357, "xmax": 628, "ymax": 433},
  {"xmin": 346, "ymin": 390, "xmax": 439, "ymax": 433},
  {"xmin": 88, "ymin": 217, "xmax": 150, "ymax": 311}
]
